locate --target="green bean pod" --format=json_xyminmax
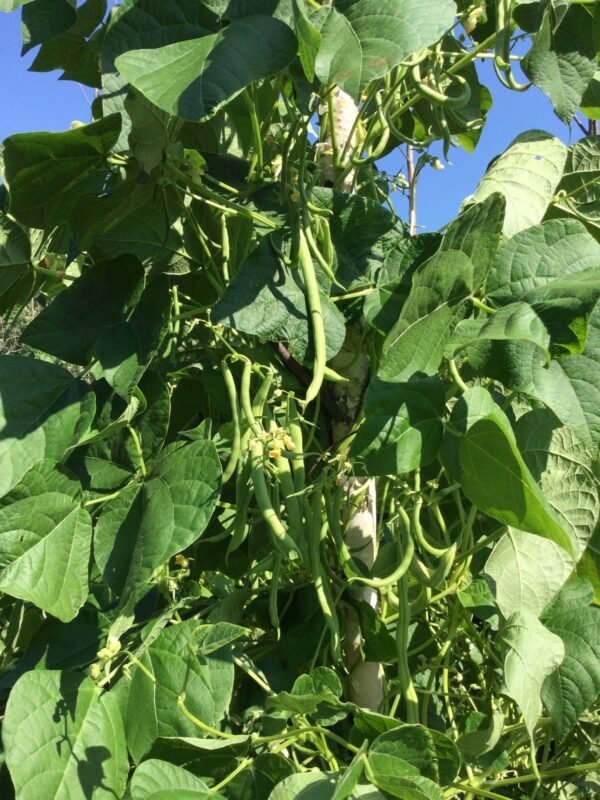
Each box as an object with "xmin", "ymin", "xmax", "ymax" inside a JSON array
[
  {"xmin": 286, "ymin": 394, "xmax": 306, "ymax": 494},
  {"xmin": 250, "ymin": 440, "xmax": 299, "ymax": 559},
  {"xmin": 396, "ymin": 573, "xmax": 420, "ymax": 723},
  {"xmin": 298, "ymin": 227, "xmax": 327, "ymax": 406},
  {"xmin": 227, "ymin": 455, "xmax": 253, "ymax": 556},
  {"xmin": 307, "ymin": 488, "xmax": 341, "ymax": 661},
  {"xmin": 220, "ymin": 361, "xmax": 241, "ymax": 483},
  {"xmin": 410, "ymin": 61, "xmax": 472, "ymax": 108},
  {"xmin": 269, "ymin": 554, "xmax": 282, "ymax": 639},
  {"xmin": 409, "ymin": 542, "xmax": 458, "ymax": 589}
]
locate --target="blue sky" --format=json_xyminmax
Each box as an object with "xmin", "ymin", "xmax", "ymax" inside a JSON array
[{"xmin": 0, "ymin": 7, "xmax": 580, "ymax": 231}]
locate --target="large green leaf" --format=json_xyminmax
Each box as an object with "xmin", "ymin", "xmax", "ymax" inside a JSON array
[
  {"xmin": 130, "ymin": 759, "xmax": 212, "ymax": 799},
  {"xmin": 515, "ymin": 409, "xmax": 599, "ymax": 560},
  {"xmin": 28, "ymin": 0, "xmax": 107, "ymax": 87},
  {"xmin": 520, "ymin": 267, "xmax": 600, "ymax": 344},
  {"xmin": 115, "ymin": 16, "xmax": 297, "ymax": 122},
  {"xmin": 315, "ymin": 0, "xmax": 456, "ymax": 98},
  {"xmin": 468, "ymin": 130, "xmax": 567, "ymax": 237},
  {"xmin": 95, "ymin": 275, "xmax": 171, "ymax": 400},
  {"xmin": 439, "ymin": 193, "xmax": 506, "ymax": 289},
  {"xmin": 21, "ymin": 258, "xmax": 145, "ymax": 366},
  {"xmin": 370, "ymin": 725, "xmax": 460, "ymax": 787},
  {"xmin": 20, "ymin": 0, "xmax": 77, "ymax": 54},
  {"xmin": 94, "ymin": 438, "xmax": 221, "ymax": 597},
  {"xmin": 0, "ymin": 463, "xmax": 92, "ymax": 622},
  {"xmin": 212, "ymin": 233, "xmax": 346, "ymax": 363},
  {"xmin": 577, "ymin": 525, "xmax": 600, "ymax": 605},
  {"xmin": 0, "ymin": 355, "xmax": 95, "ymax": 498},
  {"xmin": 552, "ymin": 135, "xmax": 600, "ymax": 227},
  {"xmin": 458, "ymin": 416, "xmax": 575, "ymax": 556},
  {"xmin": 485, "ymin": 528, "xmax": 574, "ymax": 619},
  {"xmin": 541, "ymin": 580, "xmax": 600, "ymax": 739},
  {"xmin": 101, "ymin": 0, "xmax": 218, "ymax": 148},
  {"xmin": 445, "ymin": 302, "xmax": 551, "ymax": 362},
  {"xmin": 364, "ymin": 234, "xmax": 441, "ymax": 335},
  {"xmin": 293, "ymin": 0, "xmax": 321, "ymax": 82},
  {"xmin": 146, "ymin": 735, "xmax": 250, "ymax": 787},
  {"xmin": 3, "ymin": 115, "xmax": 121, "ymax": 229},
  {"xmin": 523, "ymin": 5, "xmax": 597, "ymax": 122},
  {"xmin": 501, "ymin": 611, "xmax": 565, "ymax": 736},
  {"xmin": 269, "ymin": 773, "xmax": 386, "ymax": 800},
  {"xmin": 468, "ymin": 340, "xmax": 600, "ymax": 451},
  {"xmin": 380, "ymin": 250, "xmax": 473, "ymax": 381},
  {"xmin": 2, "ymin": 670, "xmax": 128, "ymax": 800},
  {"xmin": 350, "ymin": 376, "xmax": 445, "ymax": 477},
  {"xmin": 486, "ymin": 219, "xmax": 600, "ymax": 304},
  {"xmin": 124, "ymin": 621, "xmax": 237, "ymax": 762},
  {"xmin": 581, "ymin": 70, "xmax": 600, "ymax": 120},
  {"xmin": 0, "ymin": 214, "xmax": 33, "ymax": 313}
]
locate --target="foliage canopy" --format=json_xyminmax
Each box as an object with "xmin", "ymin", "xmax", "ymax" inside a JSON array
[{"xmin": 0, "ymin": 1, "xmax": 599, "ymax": 798}]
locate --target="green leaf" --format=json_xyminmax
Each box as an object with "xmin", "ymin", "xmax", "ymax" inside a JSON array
[
  {"xmin": 20, "ymin": 0, "xmax": 77, "ymax": 54},
  {"xmin": 580, "ymin": 70, "xmax": 600, "ymax": 120},
  {"xmin": 350, "ymin": 376, "xmax": 445, "ymax": 476},
  {"xmin": 368, "ymin": 766, "xmax": 445, "ymax": 800},
  {"xmin": 577, "ymin": 526, "xmax": 600, "ymax": 605},
  {"xmin": 0, "ymin": 355, "xmax": 95, "ymax": 498},
  {"xmin": 28, "ymin": 0, "xmax": 107, "ymax": 87},
  {"xmin": 0, "ymin": 465, "xmax": 92, "ymax": 622},
  {"xmin": 370, "ymin": 725, "xmax": 461, "ymax": 786},
  {"xmin": 364, "ymin": 234, "xmax": 441, "ymax": 335},
  {"xmin": 95, "ymin": 438, "xmax": 221, "ymax": 597},
  {"xmin": 440, "ymin": 193, "xmax": 506, "ymax": 289},
  {"xmin": 212, "ymin": 233, "xmax": 346, "ymax": 363},
  {"xmin": 130, "ymin": 759, "xmax": 212, "ymax": 799},
  {"xmin": 486, "ymin": 219, "xmax": 600, "ymax": 304},
  {"xmin": 520, "ymin": 267, "xmax": 600, "ymax": 344},
  {"xmin": 3, "ymin": 670, "xmax": 128, "ymax": 800},
  {"xmin": 501, "ymin": 611, "xmax": 565, "ymax": 736},
  {"xmin": 332, "ymin": 743, "xmax": 367, "ymax": 800},
  {"xmin": 21, "ymin": 258, "xmax": 145, "ymax": 366},
  {"xmin": 124, "ymin": 621, "xmax": 235, "ymax": 762},
  {"xmin": 268, "ymin": 667, "xmax": 349, "ymax": 726},
  {"xmin": 541, "ymin": 583, "xmax": 600, "ymax": 739},
  {"xmin": 468, "ymin": 341, "xmax": 600, "ymax": 451},
  {"xmin": 485, "ymin": 528, "xmax": 575, "ymax": 619},
  {"xmin": 146, "ymin": 735, "xmax": 250, "ymax": 786},
  {"xmin": 380, "ymin": 250, "xmax": 473, "ymax": 381},
  {"xmin": 0, "ymin": 0, "xmax": 34, "ymax": 11},
  {"xmin": 315, "ymin": 0, "xmax": 457, "ymax": 98},
  {"xmin": 293, "ymin": 0, "xmax": 321, "ymax": 82},
  {"xmin": 516, "ymin": 409, "xmax": 599, "ymax": 560},
  {"xmin": 269, "ymin": 773, "xmax": 338, "ymax": 800},
  {"xmin": 3, "ymin": 115, "xmax": 121, "ymax": 229},
  {"xmin": 468, "ymin": 130, "xmax": 567, "ymax": 237},
  {"xmin": 224, "ymin": 752, "xmax": 296, "ymax": 800},
  {"xmin": 457, "ymin": 710, "xmax": 504, "ymax": 760},
  {"xmin": 458, "ymin": 416, "xmax": 575, "ymax": 556},
  {"xmin": 440, "ymin": 385, "xmax": 503, "ymax": 480},
  {"xmin": 523, "ymin": 5, "xmax": 597, "ymax": 122},
  {"xmin": 0, "ymin": 214, "xmax": 33, "ymax": 313},
  {"xmin": 553, "ymin": 135, "xmax": 600, "ymax": 227},
  {"xmin": 115, "ymin": 16, "xmax": 297, "ymax": 122},
  {"xmin": 445, "ymin": 302, "xmax": 551, "ymax": 363},
  {"xmin": 125, "ymin": 91, "xmax": 171, "ymax": 173},
  {"xmin": 95, "ymin": 275, "xmax": 171, "ymax": 400}
]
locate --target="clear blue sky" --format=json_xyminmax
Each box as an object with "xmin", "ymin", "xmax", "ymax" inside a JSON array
[{"xmin": 0, "ymin": 8, "xmax": 581, "ymax": 231}]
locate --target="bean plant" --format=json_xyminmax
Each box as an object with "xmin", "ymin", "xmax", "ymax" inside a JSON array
[{"xmin": 0, "ymin": 1, "xmax": 599, "ymax": 799}]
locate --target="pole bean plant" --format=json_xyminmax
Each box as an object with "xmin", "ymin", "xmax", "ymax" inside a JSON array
[{"xmin": 0, "ymin": 0, "xmax": 600, "ymax": 798}]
